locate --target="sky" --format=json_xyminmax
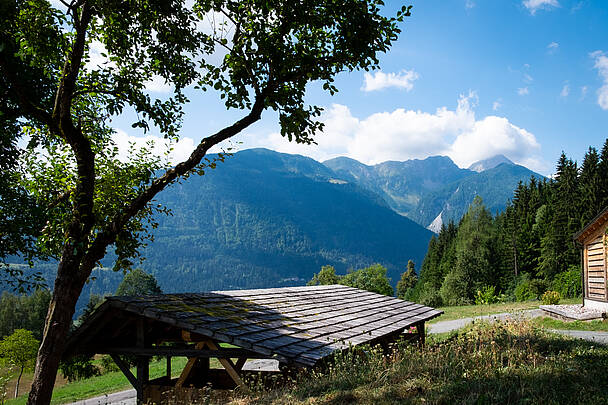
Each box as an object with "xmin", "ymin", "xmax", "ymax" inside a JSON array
[{"xmin": 110, "ymin": 0, "xmax": 608, "ymax": 176}]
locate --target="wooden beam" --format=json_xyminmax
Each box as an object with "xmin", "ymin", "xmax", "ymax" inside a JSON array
[
  {"xmin": 235, "ymin": 357, "xmax": 247, "ymax": 371},
  {"xmin": 175, "ymin": 341, "xmax": 205, "ymax": 388},
  {"xmin": 93, "ymin": 346, "xmax": 269, "ymax": 359},
  {"xmin": 111, "ymin": 354, "xmax": 138, "ymax": 389},
  {"xmin": 166, "ymin": 356, "xmax": 171, "ymax": 378},
  {"xmin": 202, "ymin": 338, "xmax": 249, "ymax": 392}
]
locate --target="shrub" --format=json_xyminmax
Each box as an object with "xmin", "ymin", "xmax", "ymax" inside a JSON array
[
  {"xmin": 418, "ymin": 284, "xmax": 443, "ymax": 308},
  {"xmin": 529, "ymin": 279, "xmax": 549, "ymax": 298},
  {"xmin": 514, "ymin": 275, "xmax": 548, "ymax": 301},
  {"xmin": 552, "ymin": 266, "xmax": 582, "ymax": 298},
  {"xmin": 475, "ymin": 286, "xmax": 501, "ymax": 305},
  {"xmin": 59, "ymin": 355, "xmax": 100, "ymax": 382},
  {"xmin": 440, "ymin": 270, "xmax": 470, "ymax": 306},
  {"xmin": 541, "ymin": 290, "xmax": 561, "ymax": 305},
  {"xmin": 99, "ymin": 355, "xmax": 119, "ymax": 374}
]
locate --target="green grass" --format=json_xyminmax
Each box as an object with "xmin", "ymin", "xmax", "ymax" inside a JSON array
[
  {"xmin": 244, "ymin": 320, "xmax": 608, "ymax": 405},
  {"xmin": 429, "ymin": 297, "xmax": 581, "ymax": 323},
  {"xmin": 5, "ymin": 357, "xmax": 190, "ymax": 405},
  {"xmin": 532, "ymin": 316, "xmax": 608, "ymax": 331}
]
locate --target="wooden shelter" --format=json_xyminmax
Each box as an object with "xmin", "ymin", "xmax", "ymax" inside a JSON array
[
  {"xmin": 65, "ymin": 284, "xmax": 442, "ymax": 404},
  {"xmin": 575, "ymin": 207, "xmax": 608, "ymax": 311}
]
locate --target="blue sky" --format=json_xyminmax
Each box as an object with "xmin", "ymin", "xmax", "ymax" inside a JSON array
[{"xmin": 110, "ymin": 0, "xmax": 608, "ymax": 176}]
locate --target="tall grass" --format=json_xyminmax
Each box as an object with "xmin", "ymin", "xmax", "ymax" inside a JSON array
[{"xmin": 244, "ymin": 320, "xmax": 608, "ymax": 404}]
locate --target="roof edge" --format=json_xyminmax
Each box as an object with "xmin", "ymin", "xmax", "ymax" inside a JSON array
[{"xmin": 573, "ymin": 206, "xmax": 608, "ymax": 242}]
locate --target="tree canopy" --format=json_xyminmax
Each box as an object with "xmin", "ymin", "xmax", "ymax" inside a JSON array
[
  {"xmin": 0, "ymin": 329, "xmax": 39, "ymax": 398},
  {"xmin": 115, "ymin": 268, "xmax": 162, "ymax": 296},
  {"xmin": 0, "ymin": 1, "xmax": 410, "ymax": 402},
  {"xmin": 308, "ymin": 263, "xmax": 394, "ymax": 296}
]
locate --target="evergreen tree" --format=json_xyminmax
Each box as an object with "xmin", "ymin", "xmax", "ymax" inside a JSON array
[
  {"xmin": 396, "ymin": 260, "xmax": 418, "ymax": 299},
  {"xmin": 578, "ymin": 147, "xmax": 602, "ymax": 225},
  {"xmin": 441, "ymin": 196, "xmax": 494, "ymax": 304},
  {"xmin": 598, "ymin": 138, "xmax": 608, "ymax": 210}
]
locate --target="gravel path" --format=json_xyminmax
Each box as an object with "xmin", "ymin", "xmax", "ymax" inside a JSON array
[
  {"xmin": 549, "ymin": 329, "xmax": 608, "ymax": 345},
  {"xmin": 67, "ymin": 389, "xmax": 136, "ymax": 405},
  {"xmin": 427, "ymin": 309, "xmax": 544, "ymax": 334}
]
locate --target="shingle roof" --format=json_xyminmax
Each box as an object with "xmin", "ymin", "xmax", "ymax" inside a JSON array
[{"xmin": 67, "ymin": 285, "xmax": 442, "ymax": 367}]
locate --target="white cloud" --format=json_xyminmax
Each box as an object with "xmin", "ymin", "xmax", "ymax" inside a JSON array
[
  {"xmin": 465, "ymin": 0, "xmax": 475, "ymax": 9},
  {"xmin": 524, "ymin": 73, "xmax": 534, "ymax": 83},
  {"xmin": 143, "ymin": 76, "xmax": 173, "ymax": 93},
  {"xmin": 591, "ymin": 51, "xmax": 608, "ymax": 110},
  {"xmin": 449, "ymin": 116, "xmax": 540, "ymax": 169},
  {"xmin": 560, "ymin": 84, "xmax": 570, "ymax": 97},
  {"xmin": 112, "ymin": 130, "xmax": 196, "ymax": 165},
  {"xmin": 523, "ymin": 0, "xmax": 560, "ymax": 14},
  {"xmin": 362, "ymin": 70, "xmax": 419, "ymax": 92},
  {"xmin": 492, "ymin": 100, "xmax": 502, "ymax": 111},
  {"xmin": 235, "ymin": 93, "xmax": 545, "ymax": 173},
  {"xmin": 581, "ymin": 85, "xmax": 589, "ymax": 99},
  {"xmin": 547, "ymin": 41, "xmax": 559, "ymax": 53},
  {"xmin": 518, "ymin": 87, "xmax": 530, "ymax": 96},
  {"xmin": 86, "ymin": 42, "xmax": 173, "ymax": 93}
]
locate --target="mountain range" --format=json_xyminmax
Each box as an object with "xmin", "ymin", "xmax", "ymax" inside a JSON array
[
  {"xmin": 324, "ymin": 152, "xmax": 543, "ymax": 231},
  {"xmin": 8, "ymin": 148, "xmax": 543, "ymax": 310}
]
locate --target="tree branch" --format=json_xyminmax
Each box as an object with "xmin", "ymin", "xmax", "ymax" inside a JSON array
[{"xmin": 81, "ymin": 90, "xmax": 269, "ymax": 269}]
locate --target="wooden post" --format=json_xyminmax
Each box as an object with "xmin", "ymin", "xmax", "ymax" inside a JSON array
[
  {"xmin": 136, "ymin": 318, "xmax": 148, "ymax": 404},
  {"xmin": 416, "ymin": 322, "xmax": 425, "ymax": 347},
  {"xmin": 166, "ymin": 356, "xmax": 171, "ymax": 379}
]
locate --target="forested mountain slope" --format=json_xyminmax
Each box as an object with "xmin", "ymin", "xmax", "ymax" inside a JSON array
[{"xmin": 123, "ymin": 149, "xmax": 433, "ymax": 291}]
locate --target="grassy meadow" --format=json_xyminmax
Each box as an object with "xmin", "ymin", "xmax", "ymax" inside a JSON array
[
  {"xmin": 4, "ymin": 299, "xmax": 605, "ymax": 405},
  {"xmin": 243, "ymin": 320, "xmax": 608, "ymax": 405}
]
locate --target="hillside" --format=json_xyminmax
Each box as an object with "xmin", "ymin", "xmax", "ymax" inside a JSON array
[
  {"xmin": 323, "ymin": 155, "xmax": 472, "ymax": 216},
  {"xmin": 410, "ymin": 162, "xmax": 544, "ymax": 229},
  {"xmin": 135, "ymin": 149, "xmax": 432, "ymax": 291},
  {"xmin": 325, "ymin": 154, "xmax": 544, "ymax": 230}
]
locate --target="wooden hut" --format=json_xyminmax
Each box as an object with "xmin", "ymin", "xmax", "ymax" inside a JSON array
[
  {"xmin": 574, "ymin": 207, "xmax": 608, "ymax": 311},
  {"xmin": 64, "ymin": 284, "xmax": 442, "ymax": 404}
]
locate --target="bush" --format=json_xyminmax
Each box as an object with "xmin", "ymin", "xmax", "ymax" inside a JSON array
[
  {"xmin": 418, "ymin": 284, "xmax": 443, "ymax": 308},
  {"xmin": 59, "ymin": 355, "xmax": 100, "ymax": 382},
  {"xmin": 514, "ymin": 275, "xmax": 548, "ymax": 301},
  {"xmin": 475, "ymin": 286, "xmax": 501, "ymax": 305},
  {"xmin": 440, "ymin": 270, "xmax": 470, "ymax": 306},
  {"xmin": 529, "ymin": 279, "xmax": 549, "ymax": 298},
  {"xmin": 541, "ymin": 290, "xmax": 561, "ymax": 305},
  {"xmin": 99, "ymin": 355, "xmax": 119, "ymax": 374},
  {"xmin": 552, "ymin": 266, "xmax": 582, "ymax": 298}
]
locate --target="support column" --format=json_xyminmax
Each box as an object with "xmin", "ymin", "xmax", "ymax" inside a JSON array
[
  {"xmin": 136, "ymin": 318, "xmax": 148, "ymax": 404},
  {"xmin": 416, "ymin": 322, "xmax": 426, "ymax": 347}
]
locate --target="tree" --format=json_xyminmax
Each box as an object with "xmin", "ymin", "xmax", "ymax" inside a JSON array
[
  {"xmin": 0, "ymin": 290, "xmax": 51, "ymax": 340},
  {"xmin": 308, "ymin": 263, "xmax": 394, "ymax": 296},
  {"xmin": 0, "ymin": 329, "xmax": 39, "ymax": 398},
  {"xmin": 307, "ymin": 265, "xmax": 340, "ymax": 286},
  {"xmin": 341, "ymin": 264, "xmax": 394, "ymax": 296},
  {"xmin": 396, "ymin": 260, "xmax": 417, "ymax": 299},
  {"xmin": 115, "ymin": 268, "xmax": 162, "ymax": 296},
  {"xmin": 0, "ymin": 1, "xmax": 410, "ymax": 402}
]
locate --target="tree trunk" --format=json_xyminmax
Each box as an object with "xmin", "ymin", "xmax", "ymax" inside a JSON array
[
  {"xmin": 15, "ymin": 366, "xmax": 23, "ymax": 398},
  {"xmin": 26, "ymin": 260, "xmax": 89, "ymax": 405}
]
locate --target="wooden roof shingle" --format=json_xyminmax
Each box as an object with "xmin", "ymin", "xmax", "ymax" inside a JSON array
[{"xmin": 67, "ymin": 285, "xmax": 442, "ymax": 367}]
